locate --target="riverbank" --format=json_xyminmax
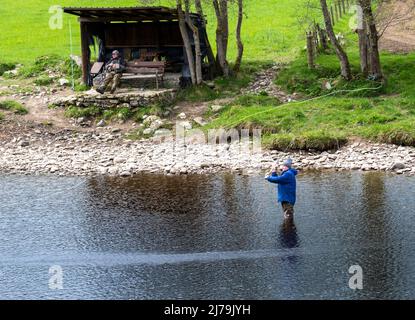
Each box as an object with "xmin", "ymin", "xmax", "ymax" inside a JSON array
[{"xmin": 1, "ymin": 126, "xmax": 414, "ymax": 176}]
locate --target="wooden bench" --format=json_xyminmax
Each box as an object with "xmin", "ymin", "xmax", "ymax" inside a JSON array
[{"xmin": 125, "ymin": 61, "xmax": 166, "ymax": 89}]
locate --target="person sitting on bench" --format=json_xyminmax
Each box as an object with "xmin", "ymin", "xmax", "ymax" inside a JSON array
[{"xmin": 96, "ymin": 50, "xmax": 125, "ymax": 94}]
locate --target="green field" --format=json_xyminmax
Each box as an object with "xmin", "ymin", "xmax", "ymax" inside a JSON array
[{"xmin": 0, "ymin": 0, "xmax": 325, "ymax": 64}]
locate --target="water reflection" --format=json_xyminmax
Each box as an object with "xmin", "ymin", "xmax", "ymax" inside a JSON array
[{"xmin": 279, "ymin": 219, "xmax": 299, "ymax": 249}]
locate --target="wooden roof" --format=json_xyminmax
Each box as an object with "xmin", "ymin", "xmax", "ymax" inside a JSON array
[{"xmin": 63, "ymin": 6, "xmax": 200, "ymax": 22}]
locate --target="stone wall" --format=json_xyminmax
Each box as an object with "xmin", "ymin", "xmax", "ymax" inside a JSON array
[{"xmin": 52, "ymin": 89, "xmax": 177, "ymax": 109}]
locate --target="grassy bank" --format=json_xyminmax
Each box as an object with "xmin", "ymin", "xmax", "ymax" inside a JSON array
[{"xmin": 207, "ymin": 8, "xmax": 415, "ymax": 150}]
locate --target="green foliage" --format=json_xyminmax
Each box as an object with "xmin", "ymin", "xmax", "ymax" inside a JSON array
[
  {"xmin": 0, "ymin": 100, "xmax": 28, "ymax": 115},
  {"xmin": 0, "ymin": 112, "xmax": 4, "ymax": 121},
  {"xmin": 34, "ymin": 76, "xmax": 54, "ymax": 86},
  {"xmin": 264, "ymin": 130, "xmax": 348, "ymax": 151},
  {"xmin": 19, "ymin": 54, "xmax": 61, "ymax": 78},
  {"xmin": 64, "ymin": 106, "xmax": 101, "ymax": 118},
  {"xmin": 0, "ymin": 62, "xmax": 15, "ymax": 76}
]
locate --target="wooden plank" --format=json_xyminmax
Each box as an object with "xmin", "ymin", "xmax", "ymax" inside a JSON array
[
  {"xmin": 125, "ymin": 67, "xmax": 165, "ymax": 74},
  {"xmin": 90, "ymin": 62, "xmax": 104, "ymax": 74}
]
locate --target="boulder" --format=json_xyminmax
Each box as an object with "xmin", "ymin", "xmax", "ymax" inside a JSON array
[
  {"xmin": 178, "ymin": 112, "xmax": 187, "ymax": 120},
  {"xmin": 211, "ymin": 105, "xmax": 225, "ymax": 113},
  {"xmin": 193, "ymin": 117, "xmax": 208, "ymax": 126}
]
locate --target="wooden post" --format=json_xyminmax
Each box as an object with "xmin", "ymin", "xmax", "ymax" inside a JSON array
[
  {"xmin": 317, "ymin": 24, "xmax": 329, "ymax": 50},
  {"xmin": 80, "ymin": 21, "xmax": 90, "ymax": 86},
  {"xmin": 330, "ymin": 5, "xmax": 335, "ymax": 26},
  {"xmin": 306, "ymin": 32, "xmax": 315, "ymax": 69},
  {"xmin": 313, "ymin": 24, "xmax": 319, "ymax": 55}
]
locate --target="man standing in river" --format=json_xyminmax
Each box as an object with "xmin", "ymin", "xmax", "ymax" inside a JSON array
[{"xmin": 265, "ymin": 158, "xmax": 298, "ymax": 220}]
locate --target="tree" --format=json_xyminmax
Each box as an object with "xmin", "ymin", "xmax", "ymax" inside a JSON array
[
  {"xmin": 358, "ymin": 0, "xmax": 382, "ymax": 80},
  {"xmin": 213, "ymin": 0, "xmax": 230, "ymax": 77},
  {"xmin": 234, "ymin": 0, "xmax": 244, "ymax": 73},
  {"xmin": 320, "ymin": 0, "xmax": 352, "ymax": 80},
  {"xmin": 195, "ymin": 0, "xmax": 218, "ymax": 78},
  {"xmin": 184, "ymin": 0, "xmax": 203, "ymax": 84},
  {"xmin": 356, "ymin": 3, "xmax": 369, "ymax": 76}
]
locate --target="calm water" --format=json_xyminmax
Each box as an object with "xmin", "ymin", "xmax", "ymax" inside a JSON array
[{"xmin": 0, "ymin": 171, "xmax": 415, "ymax": 300}]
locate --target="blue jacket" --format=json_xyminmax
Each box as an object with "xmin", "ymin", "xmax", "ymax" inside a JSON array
[{"xmin": 266, "ymin": 169, "xmax": 298, "ymax": 205}]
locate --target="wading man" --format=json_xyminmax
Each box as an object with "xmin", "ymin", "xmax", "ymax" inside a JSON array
[
  {"xmin": 265, "ymin": 159, "xmax": 298, "ymax": 220},
  {"xmin": 96, "ymin": 50, "xmax": 125, "ymax": 94}
]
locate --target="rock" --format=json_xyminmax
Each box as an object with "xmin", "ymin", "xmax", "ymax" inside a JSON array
[
  {"xmin": 177, "ymin": 121, "xmax": 192, "ymax": 130},
  {"xmin": 154, "ymin": 129, "xmax": 172, "ymax": 137},
  {"xmin": 391, "ymin": 162, "xmax": 405, "ymax": 170},
  {"xmin": 178, "ymin": 112, "xmax": 187, "ymax": 120},
  {"xmin": 143, "ymin": 115, "xmax": 161, "ymax": 127},
  {"xmin": 58, "ymin": 78, "xmax": 70, "ymax": 86},
  {"xmin": 149, "ymin": 119, "xmax": 164, "ymax": 131},
  {"xmin": 211, "ymin": 105, "xmax": 225, "ymax": 113},
  {"xmin": 143, "ymin": 128, "xmax": 154, "ymax": 136},
  {"xmin": 70, "ymin": 55, "xmax": 82, "ymax": 67},
  {"xmin": 322, "ymin": 80, "xmax": 332, "ymax": 90},
  {"xmin": 193, "ymin": 117, "xmax": 208, "ymax": 126},
  {"xmin": 120, "ymin": 171, "xmax": 132, "ymax": 177},
  {"xmin": 97, "ymin": 119, "xmax": 106, "ymax": 127},
  {"xmin": 112, "ymin": 128, "xmax": 121, "ymax": 133},
  {"xmin": 76, "ymin": 117, "xmax": 86, "ymax": 124},
  {"xmin": 18, "ymin": 141, "xmax": 30, "ymax": 147},
  {"xmin": 206, "ymin": 82, "xmax": 215, "ymax": 89}
]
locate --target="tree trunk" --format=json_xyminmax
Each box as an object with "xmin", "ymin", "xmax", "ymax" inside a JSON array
[
  {"xmin": 177, "ymin": 0, "xmax": 196, "ymax": 85},
  {"xmin": 213, "ymin": 0, "xmax": 230, "ymax": 77},
  {"xmin": 358, "ymin": 0, "xmax": 382, "ymax": 79},
  {"xmin": 356, "ymin": 4, "xmax": 369, "ymax": 76},
  {"xmin": 219, "ymin": 0, "xmax": 229, "ymax": 58},
  {"xmin": 320, "ymin": 0, "xmax": 352, "ymax": 80},
  {"xmin": 195, "ymin": 0, "xmax": 217, "ymax": 78},
  {"xmin": 306, "ymin": 32, "xmax": 315, "ymax": 69},
  {"xmin": 184, "ymin": 0, "xmax": 203, "ymax": 84},
  {"xmin": 234, "ymin": 0, "xmax": 244, "ymax": 73}
]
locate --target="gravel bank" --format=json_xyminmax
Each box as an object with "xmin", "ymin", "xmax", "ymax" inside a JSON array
[{"xmin": 1, "ymin": 129, "xmax": 415, "ymax": 176}]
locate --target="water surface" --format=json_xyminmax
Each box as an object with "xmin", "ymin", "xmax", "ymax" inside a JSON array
[{"xmin": 0, "ymin": 172, "xmax": 414, "ymax": 299}]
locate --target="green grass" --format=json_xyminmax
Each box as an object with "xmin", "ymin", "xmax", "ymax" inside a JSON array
[
  {"xmin": 0, "ymin": 112, "xmax": 4, "ymax": 121},
  {"xmin": 206, "ymin": 5, "xmax": 415, "ymax": 151},
  {"xmin": 0, "ymin": 100, "xmax": 28, "ymax": 115},
  {"xmin": 0, "ymin": 0, "xmax": 325, "ymax": 65},
  {"xmin": 64, "ymin": 105, "xmax": 100, "ymax": 118}
]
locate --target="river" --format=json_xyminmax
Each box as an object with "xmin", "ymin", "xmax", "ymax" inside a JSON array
[{"xmin": 0, "ymin": 171, "xmax": 414, "ymax": 299}]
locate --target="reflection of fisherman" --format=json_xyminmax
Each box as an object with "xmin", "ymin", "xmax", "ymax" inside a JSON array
[
  {"xmin": 265, "ymin": 158, "xmax": 298, "ymax": 220},
  {"xmin": 96, "ymin": 50, "xmax": 125, "ymax": 94}
]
